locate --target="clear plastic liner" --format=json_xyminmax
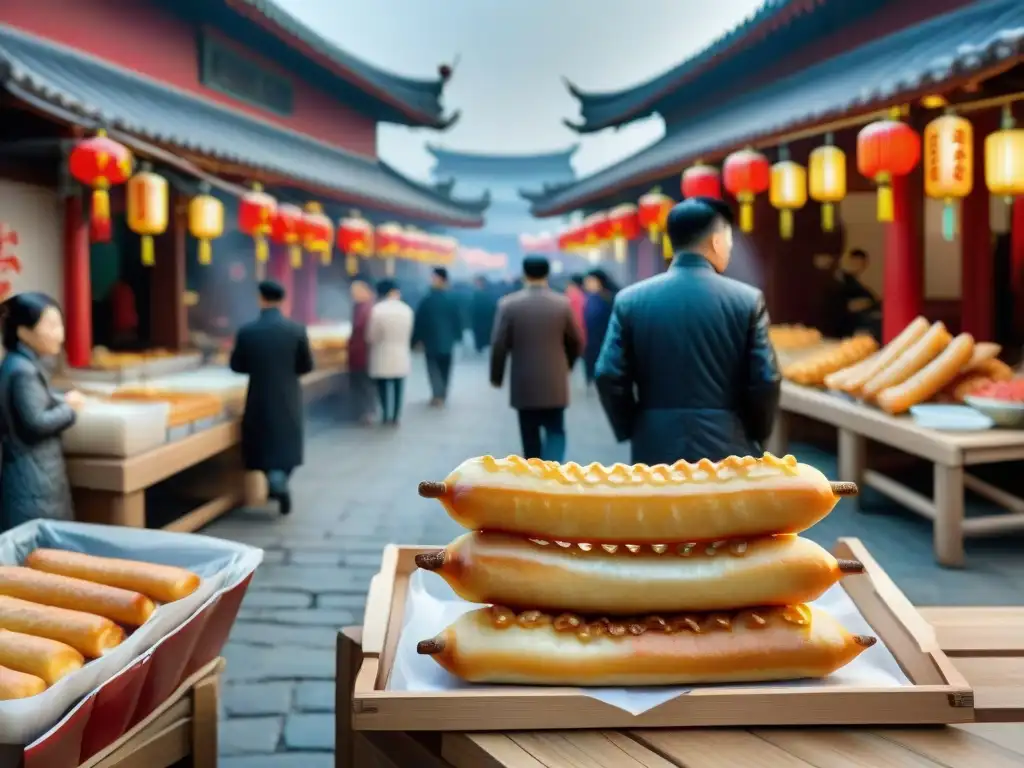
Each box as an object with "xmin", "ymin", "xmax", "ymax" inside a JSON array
[{"xmin": 0, "ymin": 519, "xmax": 262, "ymax": 744}]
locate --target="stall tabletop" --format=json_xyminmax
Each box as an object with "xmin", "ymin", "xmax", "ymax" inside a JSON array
[{"xmin": 442, "ymin": 725, "xmax": 1024, "ymax": 767}]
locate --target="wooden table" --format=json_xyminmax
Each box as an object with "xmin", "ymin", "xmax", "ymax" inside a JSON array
[
  {"xmin": 770, "ymin": 381, "xmax": 1024, "ymax": 567},
  {"xmin": 337, "ymin": 610, "xmax": 1024, "ymax": 767},
  {"xmin": 73, "ymin": 658, "xmax": 221, "ymax": 768},
  {"xmin": 67, "ymin": 368, "xmax": 345, "ymax": 532}
]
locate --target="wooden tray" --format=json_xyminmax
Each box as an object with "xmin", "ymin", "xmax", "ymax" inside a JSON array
[
  {"xmin": 351, "ymin": 538, "xmax": 974, "ymax": 732},
  {"xmin": 108, "ymin": 391, "xmax": 223, "ymax": 429}
]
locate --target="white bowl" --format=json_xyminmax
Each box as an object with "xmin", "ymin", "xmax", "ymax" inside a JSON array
[
  {"xmin": 909, "ymin": 404, "xmax": 994, "ymax": 431},
  {"xmin": 964, "ymin": 396, "xmax": 1024, "ymax": 428}
]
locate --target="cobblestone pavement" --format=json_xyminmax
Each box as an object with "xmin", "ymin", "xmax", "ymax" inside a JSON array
[{"xmin": 201, "ymin": 354, "xmax": 1024, "ymax": 766}]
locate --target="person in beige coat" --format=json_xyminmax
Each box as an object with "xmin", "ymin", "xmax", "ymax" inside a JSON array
[
  {"xmin": 490, "ymin": 255, "xmax": 583, "ymax": 461},
  {"xmin": 367, "ymin": 279, "xmax": 414, "ymax": 426}
]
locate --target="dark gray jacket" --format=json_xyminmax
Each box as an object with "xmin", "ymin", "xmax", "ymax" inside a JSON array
[
  {"xmin": 0, "ymin": 345, "xmax": 76, "ymax": 530},
  {"xmin": 595, "ymin": 253, "xmax": 780, "ymax": 465}
]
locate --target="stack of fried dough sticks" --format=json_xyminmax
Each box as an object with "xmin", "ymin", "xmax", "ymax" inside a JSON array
[{"xmin": 415, "ymin": 453, "xmax": 876, "ymax": 687}]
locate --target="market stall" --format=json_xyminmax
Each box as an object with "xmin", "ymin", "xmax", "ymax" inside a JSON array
[
  {"xmin": 769, "ymin": 317, "xmax": 1024, "ymax": 567},
  {"xmin": 64, "ymin": 366, "xmax": 346, "ymax": 533}
]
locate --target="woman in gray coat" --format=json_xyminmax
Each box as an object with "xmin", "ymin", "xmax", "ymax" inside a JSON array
[{"xmin": 0, "ymin": 293, "xmax": 85, "ymax": 530}]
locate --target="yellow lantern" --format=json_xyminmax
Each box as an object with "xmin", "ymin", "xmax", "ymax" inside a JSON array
[
  {"xmin": 924, "ymin": 112, "xmax": 973, "ymax": 241},
  {"xmin": 808, "ymin": 136, "xmax": 846, "ymax": 232},
  {"xmin": 986, "ymin": 105, "xmax": 1024, "ymax": 205},
  {"xmin": 126, "ymin": 163, "xmax": 169, "ymax": 266},
  {"xmin": 769, "ymin": 149, "xmax": 807, "ymax": 240},
  {"xmin": 188, "ymin": 186, "xmax": 224, "ymax": 266}
]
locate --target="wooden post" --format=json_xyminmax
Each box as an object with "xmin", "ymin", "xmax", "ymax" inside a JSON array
[
  {"xmin": 960, "ymin": 110, "xmax": 996, "ymax": 341},
  {"xmin": 882, "ymin": 167, "xmax": 924, "ymax": 343},
  {"xmin": 149, "ymin": 195, "xmax": 188, "ymax": 349},
  {"xmin": 269, "ymin": 245, "xmax": 294, "ymax": 318},
  {"xmin": 63, "ymin": 194, "xmax": 92, "ymax": 367},
  {"xmin": 295, "ymin": 257, "xmax": 318, "ymax": 325}
]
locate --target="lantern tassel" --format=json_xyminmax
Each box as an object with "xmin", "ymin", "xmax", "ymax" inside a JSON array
[
  {"xmin": 740, "ymin": 202, "xmax": 754, "ymax": 234},
  {"xmin": 198, "ymin": 239, "xmax": 212, "ymax": 265},
  {"xmin": 822, "ymin": 203, "xmax": 835, "ymax": 232},
  {"xmin": 877, "ymin": 183, "xmax": 894, "ymax": 223},
  {"xmin": 780, "ymin": 210, "xmax": 794, "ymax": 240},
  {"xmin": 255, "ymin": 237, "xmax": 269, "ymax": 263},
  {"xmin": 648, "ymin": 225, "xmax": 658, "ymax": 243},
  {"xmin": 942, "ymin": 201, "xmax": 956, "ymax": 242},
  {"xmin": 140, "ymin": 236, "xmax": 155, "ymax": 267},
  {"xmin": 290, "ymin": 246, "xmax": 303, "ymax": 269},
  {"xmin": 321, "ymin": 248, "xmax": 332, "ymax": 266},
  {"xmin": 662, "ymin": 234, "xmax": 673, "ymax": 261},
  {"xmin": 90, "ymin": 188, "xmax": 112, "ymax": 243},
  {"xmin": 346, "ymin": 254, "xmax": 358, "ymax": 276},
  {"xmin": 614, "ymin": 238, "xmax": 627, "ymax": 263},
  {"xmin": 385, "ymin": 257, "xmax": 395, "ymax": 277}
]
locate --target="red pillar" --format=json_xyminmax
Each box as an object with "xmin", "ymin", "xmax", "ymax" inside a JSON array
[
  {"xmin": 269, "ymin": 247, "xmax": 294, "ymax": 318},
  {"xmin": 63, "ymin": 194, "xmax": 92, "ymax": 367},
  {"xmin": 960, "ymin": 112, "xmax": 996, "ymax": 341},
  {"xmin": 1012, "ymin": 199, "xmax": 1024, "ymax": 336},
  {"xmin": 882, "ymin": 173, "xmax": 923, "ymax": 343},
  {"xmin": 294, "ymin": 258, "xmax": 318, "ymax": 325}
]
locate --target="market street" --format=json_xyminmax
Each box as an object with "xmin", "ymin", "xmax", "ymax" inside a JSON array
[{"xmin": 203, "ymin": 355, "xmax": 1024, "ymax": 766}]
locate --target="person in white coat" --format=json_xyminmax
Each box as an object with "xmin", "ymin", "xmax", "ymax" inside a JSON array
[{"xmin": 367, "ymin": 279, "xmax": 414, "ymax": 426}]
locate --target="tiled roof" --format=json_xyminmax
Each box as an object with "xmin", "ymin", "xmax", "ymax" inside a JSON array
[
  {"xmin": 564, "ymin": 0, "xmax": 846, "ymax": 132},
  {"xmin": 535, "ymin": 0, "xmax": 1024, "ymax": 216},
  {"xmin": 0, "ymin": 25, "xmax": 483, "ymax": 227},
  {"xmin": 225, "ymin": 0, "xmax": 457, "ymax": 128}
]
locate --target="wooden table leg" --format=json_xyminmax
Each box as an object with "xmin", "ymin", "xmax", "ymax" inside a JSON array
[
  {"xmin": 766, "ymin": 409, "xmax": 789, "ymax": 456},
  {"xmin": 934, "ymin": 463, "xmax": 966, "ymax": 568},
  {"xmin": 336, "ymin": 628, "xmax": 363, "ymax": 768},
  {"xmin": 190, "ymin": 674, "xmax": 219, "ymax": 768},
  {"xmin": 837, "ymin": 429, "xmax": 866, "ymax": 514},
  {"xmin": 73, "ymin": 488, "xmax": 146, "ymax": 527}
]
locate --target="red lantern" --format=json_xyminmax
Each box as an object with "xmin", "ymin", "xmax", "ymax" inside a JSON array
[
  {"xmin": 270, "ymin": 203, "xmax": 303, "ymax": 268},
  {"xmin": 376, "ymin": 223, "xmax": 403, "ymax": 276},
  {"xmin": 857, "ymin": 108, "xmax": 921, "ymax": 222},
  {"xmin": 338, "ymin": 215, "xmax": 374, "ymax": 276},
  {"xmin": 301, "ymin": 202, "xmax": 334, "ymax": 266},
  {"xmin": 681, "ymin": 164, "xmax": 722, "ymax": 200},
  {"xmin": 238, "ymin": 183, "xmax": 277, "ymax": 264},
  {"xmin": 723, "ymin": 148, "xmax": 770, "ymax": 233},
  {"xmin": 607, "ymin": 204, "xmax": 639, "ymax": 263},
  {"xmin": 637, "ymin": 191, "xmax": 674, "ymax": 259},
  {"xmin": 68, "ymin": 129, "xmax": 134, "ymax": 243}
]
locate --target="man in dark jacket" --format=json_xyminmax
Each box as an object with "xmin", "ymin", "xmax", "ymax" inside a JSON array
[
  {"xmin": 413, "ymin": 267, "xmax": 463, "ymax": 406},
  {"xmin": 230, "ymin": 280, "xmax": 314, "ymax": 515},
  {"xmin": 490, "ymin": 255, "xmax": 582, "ymax": 462},
  {"xmin": 595, "ymin": 198, "xmax": 780, "ymax": 464}
]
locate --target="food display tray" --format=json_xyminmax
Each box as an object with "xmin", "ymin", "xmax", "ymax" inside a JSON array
[
  {"xmin": 351, "ymin": 538, "xmax": 974, "ymax": 732},
  {"xmin": 0, "ymin": 520, "xmax": 261, "ymax": 767}
]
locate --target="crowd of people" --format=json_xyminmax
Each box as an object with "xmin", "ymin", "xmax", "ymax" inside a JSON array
[{"xmin": 345, "ymin": 264, "xmax": 623, "ymax": 432}]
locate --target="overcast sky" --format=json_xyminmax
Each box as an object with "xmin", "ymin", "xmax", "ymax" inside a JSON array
[{"xmin": 275, "ymin": 0, "xmax": 764, "ymax": 181}]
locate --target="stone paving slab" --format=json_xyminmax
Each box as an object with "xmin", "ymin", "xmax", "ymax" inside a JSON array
[{"xmin": 205, "ymin": 355, "xmax": 1024, "ymax": 760}]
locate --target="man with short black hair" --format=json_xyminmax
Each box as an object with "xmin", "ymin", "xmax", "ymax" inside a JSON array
[
  {"xmin": 595, "ymin": 197, "xmax": 780, "ymax": 464},
  {"xmin": 837, "ymin": 248, "xmax": 881, "ymax": 337},
  {"xmin": 230, "ymin": 280, "xmax": 314, "ymax": 515},
  {"xmin": 491, "ymin": 255, "xmax": 582, "ymax": 461},
  {"xmin": 413, "ymin": 266, "xmax": 463, "ymax": 406}
]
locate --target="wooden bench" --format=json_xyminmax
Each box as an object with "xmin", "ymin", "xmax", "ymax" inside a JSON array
[
  {"xmin": 771, "ymin": 381, "xmax": 1024, "ymax": 567},
  {"xmin": 336, "ymin": 606, "xmax": 1024, "ymax": 767}
]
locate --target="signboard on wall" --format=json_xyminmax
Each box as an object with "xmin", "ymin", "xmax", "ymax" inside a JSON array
[{"xmin": 0, "ymin": 180, "xmax": 63, "ymax": 303}]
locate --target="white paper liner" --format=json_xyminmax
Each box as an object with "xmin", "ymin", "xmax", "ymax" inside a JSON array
[
  {"xmin": 0, "ymin": 520, "xmax": 262, "ymax": 744},
  {"xmin": 388, "ymin": 569, "xmax": 911, "ymax": 716}
]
